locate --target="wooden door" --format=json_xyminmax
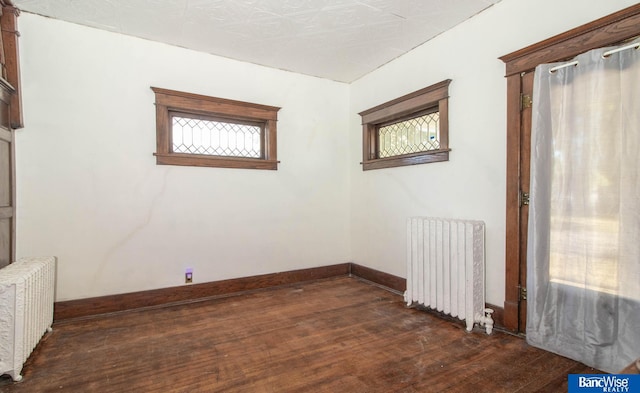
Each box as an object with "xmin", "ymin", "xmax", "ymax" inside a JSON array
[
  {"xmin": 500, "ymin": 4, "xmax": 640, "ymax": 333},
  {"xmin": 0, "ymin": 78, "xmax": 14, "ymax": 268}
]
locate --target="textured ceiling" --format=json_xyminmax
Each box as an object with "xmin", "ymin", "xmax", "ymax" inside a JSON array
[{"xmin": 13, "ymin": 0, "xmax": 501, "ymax": 82}]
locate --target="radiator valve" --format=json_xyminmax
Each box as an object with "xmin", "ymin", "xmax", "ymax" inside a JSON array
[{"xmin": 477, "ymin": 308, "xmax": 494, "ymax": 335}]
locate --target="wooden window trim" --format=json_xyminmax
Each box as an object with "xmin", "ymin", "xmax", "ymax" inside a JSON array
[
  {"xmin": 499, "ymin": 3, "xmax": 640, "ymax": 332},
  {"xmin": 359, "ymin": 79, "xmax": 451, "ymax": 171},
  {"xmin": 151, "ymin": 87, "xmax": 280, "ymax": 170},
  {"xmin": 0, "ymin": 1, "xmax": 22, "ymax": 129}
]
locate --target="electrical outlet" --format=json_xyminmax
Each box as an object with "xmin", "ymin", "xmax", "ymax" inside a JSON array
[{"xmin": 185, "ymin": 268, "xmax": 193, "ymax": 284}]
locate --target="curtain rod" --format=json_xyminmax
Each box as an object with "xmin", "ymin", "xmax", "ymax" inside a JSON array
[
  {"xmin": 549, "ymin": 41, "xmax": 639, "ymax": 73},
  {"xmin": 602, "ymin": 42, "xmax": 640, "ymax": 58},
  {"xmin": 549, "ymin": 61, "xmax": 578, "ymax": 73}
]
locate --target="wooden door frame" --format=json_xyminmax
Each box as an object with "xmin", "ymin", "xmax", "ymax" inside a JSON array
[
  {"xmin": 499, "ymin": 4, "xmax": 640, "ymax": 332},
  {"xmin": 1, "ymin": 1, "xmax": 23, "ymax": 130},
  {"xmin": 0, "ymin": 0, "xmax": 20, "ymax": 269}
]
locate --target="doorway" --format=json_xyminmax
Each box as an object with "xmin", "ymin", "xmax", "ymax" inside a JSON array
[{"xmin": 499, "ymin": 4, "xmax": 640, "ymax": 333}]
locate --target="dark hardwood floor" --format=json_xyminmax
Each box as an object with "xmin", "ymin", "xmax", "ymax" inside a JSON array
[{"xmin": 0, "ymin": 276, "xmax": 598, "ymax": 392}]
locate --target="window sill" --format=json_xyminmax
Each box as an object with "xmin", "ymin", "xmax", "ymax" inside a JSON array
[
  {"xmin": 361, "ymin": 149, "xmax": 450, "ymax": 171},
  {"xmin": 154, "ymin": 153, "xmax": 279, "ymax": 170}
]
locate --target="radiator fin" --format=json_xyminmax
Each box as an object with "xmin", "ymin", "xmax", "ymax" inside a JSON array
[
  {"xmin": 405, "ymin": 218, "xmax": 493, "ymax": 334},
  {"xmin": 0, "ymin": 257, "xmax": 56, "ymax": 382}
]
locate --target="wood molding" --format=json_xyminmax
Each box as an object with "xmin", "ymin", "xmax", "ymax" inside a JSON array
[
  {"xmin": 0, "ymin": 71, "xmax": 13, "ymax": 269},
  {"xmin": 502, "ymin": 73, "xmax": 522, "ymax": 332},
  {"xmin": 362, "ymin": 150, "xmax": 450, "ymax": 171},
  {"xmin": 151, "ymin": 86, "xmax": 279, "ymax": 170},
  {"xmin": 486, "ymin": 303, "xmax": 504, "ymax": 329},
  {"xmin": 500, "ymin": 4, "xmax": 640, "ymax": 76},
  {"xmin": 0, "ymin": 4, "xmax": 22, "ymax": 129},
  {"xmin": 348, "ymin": 264, "xmax": 505, "ymax": 328},
  {"xmin": 358, "ymin": 80, "xmax": 451, "ymax": 124},
  {"xmin": 349, "ymin": 263, "xmax": 405, "ymax": 293},
  {"xmin": 153, "ymin": 152, "xmax": 279, "ymax": 170},
  {"xmin": 54, "ymin": 263, "xmax": 350, "ymax": 321},
  {"xmin": 54, "ymin": 262, "xmax": 505, "ymax": 331},
  {"xmin": 151, "ymin": 87, "xmax": 281, "ymax": 119},
  {"xmin": 360, "ymin": 80, "xmax": 451, "ymax": 171}
]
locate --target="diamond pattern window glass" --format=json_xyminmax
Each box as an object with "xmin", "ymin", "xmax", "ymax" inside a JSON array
[
  {"xmin": 172, "ymin": 115, "xmax": 262, "ymax": 158},
  {"xmin": 152, "ymin": 87, "xmax": 280, "ymax": 170},
  {"xmin": 378, "ymin": 111, "xmax": 440, "ymax": 158},
  {"xmin": 359, "ymin": 80, "xmax": 451, "ymax": 170}
]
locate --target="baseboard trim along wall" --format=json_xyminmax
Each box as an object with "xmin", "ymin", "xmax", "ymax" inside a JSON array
[
  {"xmin": 348, "ymin": 263, "xmax": 406, "ymax": 294},
  {"xmin": 54, "ymin": 262, "xmax": 503, "ymax": 328},
  {"xmin": 54, "ymin": 264, "xmax": 350, "ymax": 321}
]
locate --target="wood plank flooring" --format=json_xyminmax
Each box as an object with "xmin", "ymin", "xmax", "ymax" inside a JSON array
[{"xmin": 0, "ymin": 276, "xmax": 598, "ymax": 392}]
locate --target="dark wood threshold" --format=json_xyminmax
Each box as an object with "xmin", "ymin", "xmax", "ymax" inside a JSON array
[{"xmin": 54, "ymin": 262, "xmax": 504, "ymax": 329}]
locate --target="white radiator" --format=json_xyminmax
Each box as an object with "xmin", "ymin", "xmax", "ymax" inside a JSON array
[
  {"xmin": 404, "ymin": 218, "xmax": 493, "ymax": 334},
  {"xmin": 0, "ymin": 256, "xmax": 56, "ymax": 381}
]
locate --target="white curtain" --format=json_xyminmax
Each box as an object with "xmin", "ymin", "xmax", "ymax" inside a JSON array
[{"xmin": 526, "ymin": 40, "xmax": 640, "ymax": 373}]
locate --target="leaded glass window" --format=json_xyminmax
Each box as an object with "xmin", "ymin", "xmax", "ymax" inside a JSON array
[
  {"xmin": 378, "ymin": 111, "xmax": 440, "ymax": 158},
  {"xmin": 172, "ymin": 114, "xmax": 262, "ymax": 158},
  {"xmin": 152, "ymin": 87, "xmax": 280, "ymax": 170},
  {"xmin": 359, "ymin": 79, "xmax": 451, "ymax": 170}
]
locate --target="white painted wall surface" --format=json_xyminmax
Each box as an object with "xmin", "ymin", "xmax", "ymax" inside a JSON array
[
  {"xmin": 348, "ymin": 0, "xmax": 638, "ymax": 306},
  {"xmin": 16, "ymin": 14, "xmax": 351, "ymax": 301},
  {"xmin": 15, "ymin": 0, "xmax": 638, "ymax": 304}
]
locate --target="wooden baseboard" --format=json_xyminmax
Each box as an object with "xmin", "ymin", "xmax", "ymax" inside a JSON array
[
  {"xmin": 54, "ymin": 262, "xmax": 505, "ymax": 329},
  {"xmin": 54, "ymin": 263, "xmax": 350, "ymax": 321},
  {"xmin": 486, "ymin": 303, "xmax": 505, "ymax": 329},
  {"xmin": 348, "ymin": 265, "xmax": 505, "ymax": 329},
  {"xmin": 349, "ymin": 263, "xmax": 406, "ymax": 293},
  {"xmin": 503, "ymin": 300, "xmax": 519, "ymax": 332}
]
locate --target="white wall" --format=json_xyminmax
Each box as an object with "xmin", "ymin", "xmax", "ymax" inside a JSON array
[
  {"xmin": 15, "ymin": 0, "xmax": 637, "ymax": 304},
  {"xmin": 16, "ymin": 14, "xmax": 351, "ymax": 301},
  {"xmin": 348, "ymin": 0, "xmax": 638, "ymax": 306}
]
